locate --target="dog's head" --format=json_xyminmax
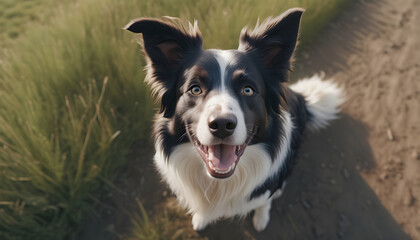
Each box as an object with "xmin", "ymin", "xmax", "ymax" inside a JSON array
[{"xmin": 125, "ymin": 8, "xmax": 303, "ymax": 179}]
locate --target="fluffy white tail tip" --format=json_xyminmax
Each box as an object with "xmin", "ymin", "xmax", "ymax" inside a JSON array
[{"xmin": 290, "ymin": 74, "xmax": 345, "ymax": 130}]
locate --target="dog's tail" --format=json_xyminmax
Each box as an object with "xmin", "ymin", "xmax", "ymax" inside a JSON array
[{"xmin": 290, "ymin": 74, "xmax": 345, "ymax": 130}]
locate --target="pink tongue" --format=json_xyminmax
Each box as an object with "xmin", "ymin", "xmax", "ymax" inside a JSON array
[{"xmin": 208, "ymin": 145, "xmax": 237, "ymax": 170}]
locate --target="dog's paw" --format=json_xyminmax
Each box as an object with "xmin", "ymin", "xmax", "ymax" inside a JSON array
[
  {"xmin": 192, "ymin": 214, "xmax": 208, "ymax": 231},
  {"xmin": 252, "ymin": 205, "xmax": 271, "ymax": 231},
  {"xmin": 272, "ymin": 189, "xmax": 283, "ymax": 199}
]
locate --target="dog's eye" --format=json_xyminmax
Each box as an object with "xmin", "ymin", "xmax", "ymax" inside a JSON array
[
  {"xmin": 190, "ymin": 86, "xmax": 203, "ymax": 96},
  {"xmin": 241, "ymin": 86, "xmax": 254, "ymax": 96}
]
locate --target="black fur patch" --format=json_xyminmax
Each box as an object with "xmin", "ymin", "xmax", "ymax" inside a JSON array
[{"xmin": 250, "ymin": 89, "xmax": 308, "ymax": 200}]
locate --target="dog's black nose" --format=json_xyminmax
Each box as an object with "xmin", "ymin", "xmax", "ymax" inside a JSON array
[{"xmin": 208, "ymin": 114, "xmax": 237, "ymax": 138}]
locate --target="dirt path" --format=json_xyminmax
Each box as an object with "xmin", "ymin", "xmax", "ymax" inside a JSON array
[
  {"xmin": 289, "ymin": 0, "xmax": 420, "ymax": 238},
  {"xmin": 80, "ymin": 0, "xmax": 420, "ymax": 239}
]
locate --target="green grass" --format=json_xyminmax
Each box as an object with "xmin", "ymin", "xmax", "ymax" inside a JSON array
[
  {"xmin": 125, "ymin": 199, "xmax": 204, "ymax": 240},
  {"xmin": 0, "ymin": 0, "xmax": 65, "ymax": 47},
  {"xmin": 0, "ymin": 0, "xmax": 349, "ymax": 239}
]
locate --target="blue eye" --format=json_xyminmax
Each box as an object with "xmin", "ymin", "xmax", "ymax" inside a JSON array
[
  {"xmin": 241, "ymin": 86, "xmax": 254, "ymax": 96},
  {"xmin": 190, "ymin": 86, "xmax": 203, "ymax": 95}
]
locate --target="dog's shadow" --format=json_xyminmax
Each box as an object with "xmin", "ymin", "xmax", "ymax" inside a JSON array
[{"xmin": 199, "ymin": 114, "xmax": 409, "ymax": 240}]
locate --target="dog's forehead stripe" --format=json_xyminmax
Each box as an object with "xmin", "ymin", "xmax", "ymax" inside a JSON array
[{"xmin": 213, "ymin": 50, "xmax": 234, "ymax": 92}]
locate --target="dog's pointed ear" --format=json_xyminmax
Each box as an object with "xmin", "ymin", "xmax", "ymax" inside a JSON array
[
  {"xmin": 124, "ymin": 18, "xmax": 203, "ymax": 69},
  {"xmin": 238, "ymin": 8, "xmax": 304, "ymax": 81},
  {"xmin": 124, "ymin": 18, "xmax": 203, "ymax": 118}
]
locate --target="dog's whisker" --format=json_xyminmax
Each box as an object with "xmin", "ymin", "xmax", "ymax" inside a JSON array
[{"xmin": 177, "ymin": 132, "xmax": 188, "ymax": 142}]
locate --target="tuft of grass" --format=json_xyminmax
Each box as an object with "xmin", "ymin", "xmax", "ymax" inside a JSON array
[
  {"xmin": 125, "ymin": 199, "xmax": 205, "ymax": 240},
  {"xmin": 0, "ymin": 0, "xmax": 349, "ymax": 239}
]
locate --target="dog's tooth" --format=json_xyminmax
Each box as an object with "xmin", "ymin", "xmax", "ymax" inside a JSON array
[
  {"xmin": 236, "ymin": 146, "xmax": 239, "ymax": 153},
  {"xmin": 227, "ymin": 163, "xmax": 233, "ymax": 173},
  {"xmin": 216, "ymin": 168, "xmax": 228, "ymax": 174},
  {"xmin": 208, "ymin": 149, "xmax": 214, "ymax": 160},
  {"xmin": 213, "ymin": 162, "xmax": 235, "ymax": 174},
  {"xmin": 208, "ymin": 161, "xmax": 215, "ymax": 170}
]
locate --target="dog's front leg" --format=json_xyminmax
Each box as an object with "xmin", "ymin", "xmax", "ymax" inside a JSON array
[
  {"xmin": 252, "ymin": 199, "xmax": 272, "ymax": 231},
  {"xmin": 192, "ymin": 212, "xmax": 213, "ymax": 231}
]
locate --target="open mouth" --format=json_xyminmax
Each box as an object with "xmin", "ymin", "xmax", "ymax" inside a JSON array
[{"xmin": 187, "ymin": 127, "xmax": 254, "ymax": 179}]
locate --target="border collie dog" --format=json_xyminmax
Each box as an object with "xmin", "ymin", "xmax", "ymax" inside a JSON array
[{"xmin": 125, "ymin": 8, "xmax": 344, "ymax": 231}]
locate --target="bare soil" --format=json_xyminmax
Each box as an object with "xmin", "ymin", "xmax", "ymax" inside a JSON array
[{"xmin": 80, "ymin": 0, "xmax": 420, "ymax": 239}]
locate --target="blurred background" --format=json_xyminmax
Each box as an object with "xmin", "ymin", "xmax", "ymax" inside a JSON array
[{"xmin": 0, "ymin": 0, "xmax": 419, "ymax": 239}]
